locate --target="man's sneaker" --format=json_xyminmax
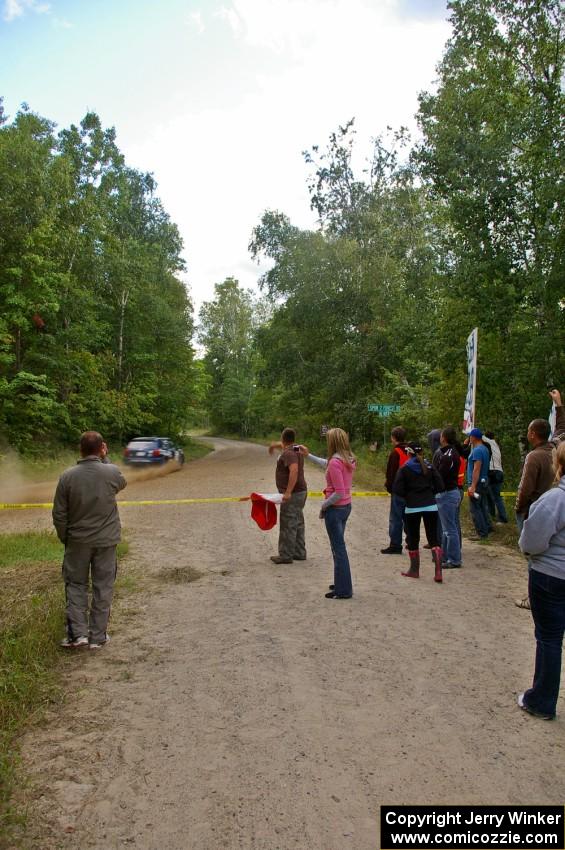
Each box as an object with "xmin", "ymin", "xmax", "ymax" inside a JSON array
[
  {"xmin": 89, "ymin": 634, "xmax": 111, "ymax": 650},
  {"xmin": 443, "ymin": 562, "xmax": 462, "ymax": 569},
  {"xmin": 60, "ymin": 635, "xmax": 89, "ymax": 649},
  {"xmin": 380, "ymin": 545, "xmax": 403, "ymax": 555}
]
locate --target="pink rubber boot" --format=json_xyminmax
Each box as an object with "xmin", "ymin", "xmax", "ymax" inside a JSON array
[
  {"xmin": 402, "ymin": 549, "xmax": 420, "ymax": 579},
  {"xmin": 432, "ymin": 546, "xmax": 443, "ymax": 583}
]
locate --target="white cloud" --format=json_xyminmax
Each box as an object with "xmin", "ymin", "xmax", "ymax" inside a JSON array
[
  {"xmin": 214, "ymin": 5, "xmax": 243, "ymax": 37},
  {"xmin": 3, "ymin": 0, "xmax": 50, "ymax": 21},
  {"xmin": 124, "ymin": 0, "xmax": 450, "ymax": 314},
  {"xmin": 188, "ymin": 10, "xmax": 205, "ymax": 34},
  {"xmin": 53, "ymin": 16, "xmax": 73, "ymax": 29}
]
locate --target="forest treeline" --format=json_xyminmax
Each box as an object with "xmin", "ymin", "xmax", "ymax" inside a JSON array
[
  {"xmin": 199, "ymin": 0, "xmax": 565, "ymax": 477},
  {"xmin": 1, "ymin": 0, "xmax": 564, "ymax": 473},
  {"xmin": 0, "ymin": 102, "xmax": 206, "ymax": 451}
]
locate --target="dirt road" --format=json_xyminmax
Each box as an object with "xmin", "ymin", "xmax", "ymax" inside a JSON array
[{"xmin": 7, "ymin": 438, "xmax": 565, "ymax": 850}]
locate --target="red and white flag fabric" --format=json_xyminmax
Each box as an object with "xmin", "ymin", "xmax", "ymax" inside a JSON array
[{"xmin": 248, "ymin": 492, "xmax": 283, "ymax": 531}]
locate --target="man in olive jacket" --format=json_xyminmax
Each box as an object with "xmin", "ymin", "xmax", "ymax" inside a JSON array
[{"xmin": 53, "ymin": 431, "xmax": 127, "ymax": 649}]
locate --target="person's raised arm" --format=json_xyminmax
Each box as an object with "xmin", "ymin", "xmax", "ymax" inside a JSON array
[
  {"xmin": 300, "ymin": 445, "xmax": 328, "ymax": 468},
  {"xmin": 550, "ymin": 389, "xmax": 565, "ymax": 445}
]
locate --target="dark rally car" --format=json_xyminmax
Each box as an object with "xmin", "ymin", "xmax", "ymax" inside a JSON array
[{"xmin": 123, "ymin": 437, "xmax": 185, "ymax": 465}]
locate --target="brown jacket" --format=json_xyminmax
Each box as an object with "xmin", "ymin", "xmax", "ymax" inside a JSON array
[
  {"xmin": 515, "ymin": 406, "xmax": 565, "ymax": 517},
  {"xmin": 52, "ymin": 456, "xmax": 127, "ymax": 546}
]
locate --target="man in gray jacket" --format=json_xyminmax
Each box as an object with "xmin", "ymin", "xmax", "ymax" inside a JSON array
[{"xmin": 53, "ymin": 431, "xmax": 127, "ymax": 649}]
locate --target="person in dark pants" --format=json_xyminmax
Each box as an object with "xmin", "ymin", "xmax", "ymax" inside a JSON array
[
  {"xmin": 517, "ymin": 441, "xmax": 565, "ymax": 720},
  {"xmin": 466, "ymin": 428, "xmax": 492, "ymax": 539},
  {"xmin": 53, "ymin": 431, "xmax": 127, "ymax": 649},
  {"xmin": 393, "ymin": 443, "xmax": 444, "ymax": 583},
  {"xmin": 483, "ymin": 431, "xmax": 508, "ymax": 524},
  {"xmin": 268, "ymin": 427, "xmax": 308, "ymax": 564},
  {"xmin": 381, "ymin": 426, "xmax": 409, "ymax": 554}
]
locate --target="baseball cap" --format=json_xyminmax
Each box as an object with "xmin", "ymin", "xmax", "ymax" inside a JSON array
[{"xmin": 469, "ymin": 428, "xmax": 483, "ymax": 439}]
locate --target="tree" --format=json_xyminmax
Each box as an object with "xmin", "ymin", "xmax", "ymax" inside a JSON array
[
  {"xmin": 198, "ymin": 278, "xmax": 264, "ymax": 435},
  {"xmin": 416, "ymin": 0, "xmax": 565, "ymax": 454}
]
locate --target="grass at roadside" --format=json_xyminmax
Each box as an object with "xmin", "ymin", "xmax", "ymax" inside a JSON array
[
  {"xmin": 0, "ymin": 532, "xmax": 129, "ymax": 845},
  {"xmin": 179, "ymin": 436, "xmax": 214, "ymax": 461}
]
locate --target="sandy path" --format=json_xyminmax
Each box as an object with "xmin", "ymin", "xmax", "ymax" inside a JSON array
[{"xmin": 6, "ymin": 438, "xmax": 565, "ymax": 850}]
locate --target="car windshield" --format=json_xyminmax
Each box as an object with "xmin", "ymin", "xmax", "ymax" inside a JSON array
[{"xmin": 127, "ymin": 441, "xmax": 156, "ymax": 450}]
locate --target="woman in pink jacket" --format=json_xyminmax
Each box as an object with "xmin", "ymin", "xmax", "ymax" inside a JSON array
[{"xmin": 304, "ymin": 428, "xmax": 357, "ymax": 599}]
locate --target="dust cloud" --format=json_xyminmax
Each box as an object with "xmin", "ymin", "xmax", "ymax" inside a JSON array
[{"xmin": 0, "ymin": 453, "xmax": 183, "ymax": 505}]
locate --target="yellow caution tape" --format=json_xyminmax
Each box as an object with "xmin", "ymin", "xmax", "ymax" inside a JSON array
[{"xmin": 0, "ymin": 489, "xmax": 518, "ymax": 510}]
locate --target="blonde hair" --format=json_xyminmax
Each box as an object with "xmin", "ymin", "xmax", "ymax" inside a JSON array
[
  {"xmin": 554, "ymin": 441, "xmax": 565, "ymax": 480},
  {"xmin": 326, "ymin": 428, "xmax": 356, "ymax": 466}
]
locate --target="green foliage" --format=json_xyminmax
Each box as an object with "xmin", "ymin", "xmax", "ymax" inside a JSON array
[
  {"xmin": 0, "ymin": 106, "xmax": 198, "ymax": 451},
  {"xmin": 198, "ymin": 278, "xmax": 270, "ymax": 435},
  {"xmin": 416, "ymin": 0, "xmax": 565, "ymax": 447},
  {"xmin": 217, "ymin": 0, "xmax": 564, "ymax": 477}
]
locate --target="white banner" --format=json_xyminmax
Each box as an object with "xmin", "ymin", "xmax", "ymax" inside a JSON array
[{"xmin": 462, "ymin": 328, "xmax": 478, "ymax": 434}]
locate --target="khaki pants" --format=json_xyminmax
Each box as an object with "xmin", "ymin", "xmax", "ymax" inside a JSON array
[
  {"xmin": 278, "ymin": 490, "xmax": 307, "ymax": 560},
  {"xmin": 62, "ymin": 541, "xmax": 117, "ymax": 643}
]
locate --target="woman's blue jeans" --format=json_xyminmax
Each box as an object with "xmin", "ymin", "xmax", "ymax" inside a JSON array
[
  {"xmin": 324, "ymin": 504, "xmax": 352, "ymax": 597},
  {"xmin": 435, "ymin": 489, "xmax": 462, "ymax": 565},
  {"xmin": 525, "ymin": 568, "xmax": 565, "ymax": 717}
]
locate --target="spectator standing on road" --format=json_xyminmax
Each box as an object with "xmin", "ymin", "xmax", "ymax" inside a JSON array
[
  {"xmin": 381, "ymin": 426, "xmax": 409, "ymax": 555},
  {"xmin": 433, "ymin": 428, "xmax": 463, "ymax": 569},
  {"xmin": 515, "ymin": 391, "xmax": 565, "ymax": 531},
  {"xmin": 466, "ymin": 428, "xmax": 492, "ymax": 540},
  {"xmin": 302, "ymin": 428, "xmax": 356, "ymax": 599},
  {"xmin": 515, "ymin": 389, "xmax": 565, "ymax": 609},
  {"xmin": 268, "ymin": 427, "xmax": 308, "ymax": 565},
  {"xmin": 393, "ymin": 443, "xmax": 444, "ymax": 583},
  {"xmin": 517, "ymin": 440, "xmax": 565, "ymax": 720},
  {"xmin": 53, "ymin": 431, "xmax": 127, "ymax": 649},
  {"xmin": 483, "ymin": 431, "xmax": 508, "ymax": 525}
]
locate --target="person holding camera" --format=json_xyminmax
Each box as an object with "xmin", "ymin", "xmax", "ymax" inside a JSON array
[{"xmin": 268, "ymin": 427, "xmax": 308, "ymax": 564}]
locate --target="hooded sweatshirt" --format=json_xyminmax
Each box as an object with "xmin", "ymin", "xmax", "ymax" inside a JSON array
[
  {"xmin": 519, "ymin": 476, "xmax": 565, "ymax": 580},
  {"xmin": 393, "ymin": 457, "xmax": 444, "ymax": 512}
]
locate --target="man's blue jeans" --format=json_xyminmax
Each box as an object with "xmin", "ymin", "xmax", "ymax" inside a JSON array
[
  {"xmin": 524, "ymin": 568, "xmax": 565, "ymax": 717},
  {"xmin": 388, "ymin": 494, "xmax": 406, "ymax": 548},
  {"xmin": 435, "ymin": 489, "xmax": 462, "ymax": 565},
  {"xmin": 469, "ymin": 491, "xmax": 491, "ymax": 537},
  {"xmin": 324, "ymin": 504, "xmax": 352, "ymax": 597}
]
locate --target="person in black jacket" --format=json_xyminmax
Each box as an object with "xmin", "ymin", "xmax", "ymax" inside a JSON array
[
  {"xmin": 393, "ymin": 442, "xmax": 444, "ymax": 582},
  {"xmin": 433, "ymin": 428, "xmax": 463, "ymax": 569}
]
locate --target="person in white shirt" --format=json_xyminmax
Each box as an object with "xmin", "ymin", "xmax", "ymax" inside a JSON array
[{"xmin": 483, "ymin": 431, "xmax": 508, "ymax": 524}]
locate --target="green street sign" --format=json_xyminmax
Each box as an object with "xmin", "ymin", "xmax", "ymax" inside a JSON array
[{"xmin": 368, "ymin": 403, "xmax": 400, "ymax": 416}]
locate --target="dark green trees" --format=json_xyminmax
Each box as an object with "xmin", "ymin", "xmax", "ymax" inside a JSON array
[{"xmin": 0, "ymin": 105, "xmax": 196, "ymax": 449}]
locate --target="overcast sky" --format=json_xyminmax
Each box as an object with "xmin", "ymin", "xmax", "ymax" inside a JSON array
[{"xmin": 1, "ymin": 0, "xmax": 451, "ymax": 315}]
